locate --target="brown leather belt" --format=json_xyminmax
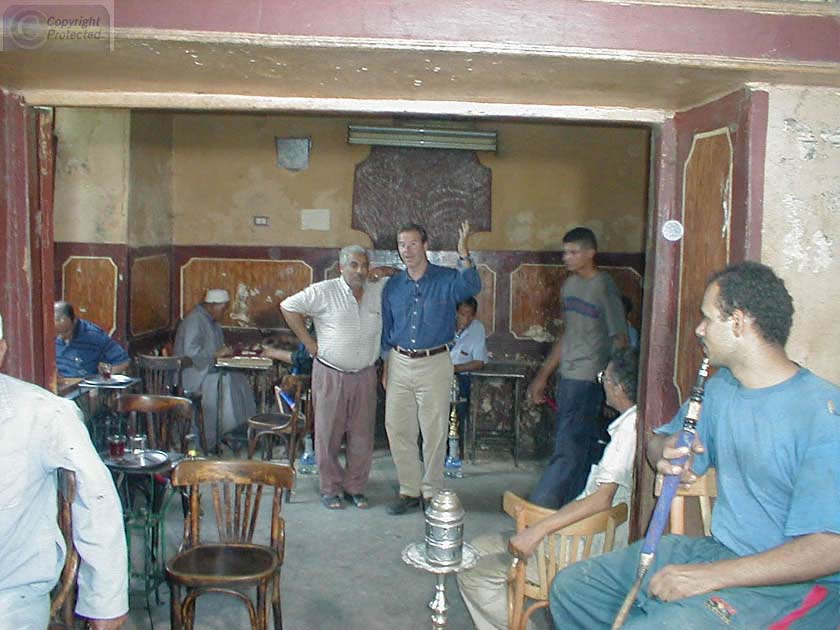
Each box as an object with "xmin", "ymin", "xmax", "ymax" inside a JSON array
[{"xmin": 395, "ymin": 344, "xmax": 450, "ymax": 359}]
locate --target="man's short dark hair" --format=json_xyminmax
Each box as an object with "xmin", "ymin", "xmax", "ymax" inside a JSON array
[
  {"xmin": 457, "ymin": 297, "xmax": 478, "ymax": 314},
  {"xmin": 397, "ymin": 223, "xmax": 428, "ymax": 243},
  {"xmin": 709, "ymin": 261, "xmax": 794, "ymax": 346},
  {"xmin": 562, "ymin": 227, "xmax": 597, "ymax": 251},
  {"xmin": 54, "ymin": 301, "xmax": 75, "ymax": 321},
  {"xmin": 608, "ymin": 347, "xmax": 638, "ymax": 404}
]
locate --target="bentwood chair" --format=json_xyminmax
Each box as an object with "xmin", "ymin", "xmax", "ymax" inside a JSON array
[
  {"xmin": 115, "ymin": 393, "xmax": 196, "ymax": 452},
  {"xmin": 49, "ymin": 469, "xmax": 79, "ymax": 630},
  {"xmin": 246, "ymin": 376, "xmax": 307, "ymax": 503},
  {"xmin": 504, "ymin": 491, "xmax": 629, "ymax": 630},
  {"xmin": 137, "ymin": 355, "xmax": 207, "ymax": 452},
  {"xmin": 654, "ymin": 467, "xmax": 717, "ymax": 535},
  {"xmin": 166, "ymin": 460, "xmax": 295, "ymax": 630}
]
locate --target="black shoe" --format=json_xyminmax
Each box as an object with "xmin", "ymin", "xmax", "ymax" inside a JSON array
[{"xmin": 387, "ymin": 495, "xmax": 422, "ymax": 515}]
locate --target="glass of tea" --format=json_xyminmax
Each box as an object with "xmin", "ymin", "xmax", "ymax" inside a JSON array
[{"xmin": 107, "ymin": 434, "xmax": 126, "ymax": 458}]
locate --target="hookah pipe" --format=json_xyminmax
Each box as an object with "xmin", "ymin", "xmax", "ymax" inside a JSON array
[{"xmin": 611, "ymin": 357, "xmax": 710, "ymax": 629}]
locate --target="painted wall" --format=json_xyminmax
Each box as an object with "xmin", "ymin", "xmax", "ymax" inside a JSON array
[
  {"xmin": 171, "ymin": 112, "xmax": 649, "ymax": 251},
  {"xmin": 762, "ymin": 86, "xmax": 840, "ymax": 385},
  {"xmin": 128, "ymin": 111, "xmax": 173, "ymax": 246},
  {"xmin": 54, "ymin": 108, "xmax": 130, "ymax": 243}
]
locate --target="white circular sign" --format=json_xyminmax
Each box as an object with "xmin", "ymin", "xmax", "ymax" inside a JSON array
[{"xmin": 662, "ymin": 219, "xmax": 684, "ymax": 242}]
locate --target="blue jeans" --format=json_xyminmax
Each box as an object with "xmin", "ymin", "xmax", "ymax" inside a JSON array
[
  {"xmin": 529, "ymin": 378, "xmax": 605, "ymax": 509},
  {"xmin": 550, "ymin": 535, "xmax": 840, "ymax": 629}
]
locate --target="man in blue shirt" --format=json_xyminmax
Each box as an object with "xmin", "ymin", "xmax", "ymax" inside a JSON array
[
  {"xmin": 382, "ymin": 221, "xmax": 481, "ymax": 515},
  {"xmin": 550, "ymin": 261, "xmax": 840, "ymax": 629},
  {"xmin": 54, "ymin": 301, "xmax": 130, "ymax": 378}
]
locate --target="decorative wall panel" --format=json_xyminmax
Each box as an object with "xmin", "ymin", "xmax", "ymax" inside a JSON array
[
  {"xmin": 130, "ymin": 254, "xmax": 170, "ymax": 336},
  {"xmin": 352, "ymin": 146, "xmax": 491, "ymax": 250},
  {"xmin": 61, "ymin": 256, "xmax": 119, "ymax": 335},
  {"xmin": 180, "ymin": 258, "xmax": 313, "ymax": 329}
]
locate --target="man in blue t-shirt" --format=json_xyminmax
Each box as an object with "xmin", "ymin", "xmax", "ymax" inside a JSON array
[
  {"xmin": 550, "ymin": 261, "xmax": 840, "ymax": 629},
  {"xmin": 54, "ymin": 301, "xmax": 130, "ymax": 378}
]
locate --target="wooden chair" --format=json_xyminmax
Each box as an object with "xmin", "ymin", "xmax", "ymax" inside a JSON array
[
  {"xmin": 165, "ymin": 460, "xmax": 294, "ymax": 630},
  {"xmin": 49, "ymin": 469, "xmax": 79, "ymax": 630},
  {"xmin": 246, "ymin": 377, "xmax": 307, "ymax": 502},
  {"xmin": 136, "ymin": 355, "xmax": 207, "ymax": 452},
  {"xmin": 504, "ymin": 491, "xmax": 629, "ymax": 630},
  {"xmin": 115, "ymin": 393, "xmax": 196, "ymax": 453},
  {"xmin": 654, "ymin": 467, "xmax": 717, "ymax": 535}
]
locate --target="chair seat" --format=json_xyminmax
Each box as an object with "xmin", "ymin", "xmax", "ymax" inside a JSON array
[
  {"xmin": 248, "ymin": 413, "xmax": 293, "ymax": 432},
  {"xmin": 166, "ymin": 543, "xmax": 278, "ymax": 586}
]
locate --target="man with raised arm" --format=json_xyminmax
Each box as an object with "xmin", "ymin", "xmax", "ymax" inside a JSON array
[
  {"xmin": 551, "ymin": 261, "xmax": 840, "ymax": 629},
  {"xmin": 381, "ymin": 221, "xmax": 481, "ymax": 515}
]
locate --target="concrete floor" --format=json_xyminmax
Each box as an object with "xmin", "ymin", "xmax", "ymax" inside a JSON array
[{"xmin": 124, "ymin": 449, "xmax": 542, "ymax": 630}]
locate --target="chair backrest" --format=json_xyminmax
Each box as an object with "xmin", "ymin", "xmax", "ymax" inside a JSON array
[
  {"xmin": 654, "ymin": 468, "xmax": 717, "ymax": 536},
  {"xmin": 115, "ymin": 393, "xmax": 195, "ymax": 452},
  {"xmin": 503, "ymin": 491, "xmax": 628, "ymax": 600},
  {"xmin": 170, "ymin": 460, "xmax": 295, "ymax": 555},
  {"xmin": 49, "ymin": 469, "xmax": 79, "ymax": 630},
  {"xmin": 137, "ymin": 354, "xmax": 193, "ymax": 396},
  {"xmin": 274, "ymin": 375, "xmax": 304, "ymax": 420}
]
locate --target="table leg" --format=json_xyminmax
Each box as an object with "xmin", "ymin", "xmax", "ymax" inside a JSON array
[
  {"xmin": 428, "ymin": 573, "xmax": 448, "ymax": 629},
  {"xmin": 215, "ymin": 370, "xmax": 225, "ymax": 455},
  {"xmin": 513, "ymin": 378, "xmax": 521, "ymax": 467}
]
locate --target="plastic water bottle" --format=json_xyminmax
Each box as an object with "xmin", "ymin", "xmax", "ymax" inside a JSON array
[{"xmin": 298, "ymin": 434, "xmax": 318, "ymax": 475}]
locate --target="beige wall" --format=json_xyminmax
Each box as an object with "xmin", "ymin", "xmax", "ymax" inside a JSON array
[
  {"xmin": 171, "ymin": 113, "xmax": 649, "ymax": 251},
  {"xmin": 53, "ymin": 110, "xmax": 650, "ymax": 252},
  {"xmin": 474, "ymin": 121, "xmax": 649, "ymax": 252},
  {"xmin": 128, "ymin": 111, "xmax": 173, "ymax": 247},
  {"xmin": 762, "ymin": 86, "xmax": 840, "ymax": 385},
  {"xmin": 54, "ymin": 107, "xmax": 130, "ymax": 243}
]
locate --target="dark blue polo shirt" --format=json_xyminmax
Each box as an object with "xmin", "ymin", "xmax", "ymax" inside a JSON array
[{"xmin": 55, "ymin": 318, "xmax": 130, "ymax": 377}]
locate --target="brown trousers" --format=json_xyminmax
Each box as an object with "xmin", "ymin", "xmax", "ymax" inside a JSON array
[{"xmin": 311, "ymin": 359, "xmax": 377, "ymax": 496}]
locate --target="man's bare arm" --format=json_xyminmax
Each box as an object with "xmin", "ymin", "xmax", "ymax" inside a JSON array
[
  {"xmin": 281, "ymin": 308, "xmax": 317, "ymax": 357},
  {"xmin": 526, "ymin": 334, "xmax": 563, "ymax": 405},
  {"xmin": 508, "ymin": 483, "xmax": 618, "ymax": 558},
  {"xmin": 649, "ymin": 532, "xmax": 840, "ymax": 602},
  {"xmin": 454, "ymin": 360, "xmax": 485, "ymax": 374}
]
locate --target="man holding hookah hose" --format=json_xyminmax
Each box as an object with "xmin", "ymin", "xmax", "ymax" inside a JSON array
[{"xmin": 550, "ymin": 261, "xmax": 840, "ymax": 629}]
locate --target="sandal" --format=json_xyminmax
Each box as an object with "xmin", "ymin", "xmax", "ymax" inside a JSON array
[
  {"xmin": 343, "ymin": 492, "xmax": 369, "ymax": 509},
  {"xmin": 321, "ymin": 495, "xmax": 344, "ymax": 510}
]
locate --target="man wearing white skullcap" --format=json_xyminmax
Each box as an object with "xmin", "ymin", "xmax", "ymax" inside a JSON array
[{"xmin": 174, "ymin": 288, "xmax": 256, "ymax": 449}]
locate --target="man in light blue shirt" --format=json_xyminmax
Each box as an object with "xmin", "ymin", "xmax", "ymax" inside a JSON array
[
  {"xmin": 382, "ymin": 221, "xmax": 481, "ymax": 514},
  {"xmin": 0, "ymin": 336, "xmax": 128, "ymax": 629},
  {"xmin": 448, "ymin": 297, "xmax": 488, "ymax": 465}
]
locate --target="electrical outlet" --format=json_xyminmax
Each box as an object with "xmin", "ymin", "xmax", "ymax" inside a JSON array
[{"xmin": 253, "ymin": 216, "xmax": 270, "ymax": 227}]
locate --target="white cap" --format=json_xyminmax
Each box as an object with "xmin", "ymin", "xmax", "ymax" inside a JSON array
[{"xmin": 203, "ymin": 289, "xmax": 230, "ymax": 303}]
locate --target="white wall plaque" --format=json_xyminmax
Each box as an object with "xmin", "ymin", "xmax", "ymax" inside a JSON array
[{"xmin": 301, "ymin": 208, "xmax": 330, "ymax": 231}]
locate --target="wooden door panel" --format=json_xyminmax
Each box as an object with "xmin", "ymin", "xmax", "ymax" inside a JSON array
[{"xmin": 674, "ymin": 130, "xmax": 732, "ymax": 400}]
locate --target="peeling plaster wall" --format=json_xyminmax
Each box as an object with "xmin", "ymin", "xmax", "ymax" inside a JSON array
[
  {"xmin": 128, "ymin": 111, "xmax": 173, "ymax": 246},
  {"xmin": 54, "ymin": 108, "xmax": 130, "ymax": 244},
  {"xmin": 171, "ymin": 112, "xmax": 649, "ymax": 251},
  {"xmin": 763, "ymin": 86, "xmax": 840, "ymax": 384}
]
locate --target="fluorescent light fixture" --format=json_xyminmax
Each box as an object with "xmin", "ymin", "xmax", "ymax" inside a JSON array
[{"xmin": 348, "ymin": 125, "xmax": 496, "ymax": 152}]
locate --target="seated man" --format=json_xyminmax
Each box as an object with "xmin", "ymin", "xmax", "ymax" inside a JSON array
[
  {"xmin": 174, "ymin": 289, "xmax": 257, "ymax": 448},
  {"xmin": 448, "ymin": 297, "xmax": 488, "ymax": 465},
  {"xmin": 457, "ymin": 347, "xmax": 638, "ymax": 630},
  {"xmin": 54, "ymin": 301, "xmax": 130, "ymax": 378},
  {"xmin": 0, "ymin": 335, "xmax": 128, "ymax": 628},
  {"xmin": 551, "ymin": 262, "xmax": 840, "ymax": 629}
]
